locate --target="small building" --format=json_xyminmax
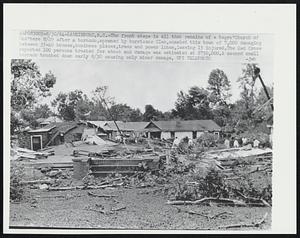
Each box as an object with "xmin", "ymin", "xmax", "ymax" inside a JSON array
[
  {"xmin": 27, "ymin": 121, "xmax": 87, "ymax": 150},
  {"xmin": 144, "ymin": 120, "xmax": 221, "ymax": 140}
]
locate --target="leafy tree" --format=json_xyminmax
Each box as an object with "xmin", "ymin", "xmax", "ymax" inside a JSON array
[
  {"xmin": 88, "ymin": 101, "xmax": 108, "ymax": 121},
  {"xmin": 91, "ymin": 86, "xmax": 116, "ymax": 120},
  {"xmin": 11, "ymin": 60, "xmax": 56, "ymax": 110},
  {"xmin": 207, "ymin": 69, "xmax": 231, "ymax": 105},
  {"xmin": 237, "ymin": 63, "xmax": 257, "ymax": 118},
  {"xmin": 172, "ymin": 86, "xmax": 213, "ymax": 120},
  {"xmin": 128, "ymin": 108, "xmax": 143, "ymax": 121},
  {"xmin": 211, "ymin": 105, "xmax": 232, "ymax": 127},
  {"xmin": 34, "ymin": 104, "xmax": 52, "ymax": 119},
  {"xmin": 10, "ymin": 59, "xmax": 56, "ymax": 132},
  {"xmin": 143, "ymin": 105, "xmax": 156, "ymax": 121},
  {"xmin": 229, "ymin": 64, "xmax": 273, "ymax": 133},
  {"xmin": 51, "ymin": 90, "xmax": 83, "ymax": 121},
  {"xmin": 252, "ymin": 86, "xmax": 273, "ymax": 124},
  {"xmin": 75, "ymin": 94, "xmax": 94, "ymax": 120},
  {"xmin": 109, "ymin": 104, "xmax": 143, "ymax": 122}
]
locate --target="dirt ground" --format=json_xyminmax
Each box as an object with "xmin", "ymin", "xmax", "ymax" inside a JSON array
[{"xmin": 10, "ymin": 186, "xmax": 271, "ymax": 230}]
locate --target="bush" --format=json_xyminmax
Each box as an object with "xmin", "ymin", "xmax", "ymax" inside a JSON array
[
  {"xmin": 10, "ymin": 164, "xmax": 25, "ymax": 201},
  {"xmin": 196, "ymin": 132, "xmax": 217, "ymax": 147}
]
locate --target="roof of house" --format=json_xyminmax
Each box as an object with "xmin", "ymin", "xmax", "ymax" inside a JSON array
[
  {"xmin": 145, "ymin": 120, "xmax": 221, "ymax": 132},
  {"xmin": 29, "ymin": 122, "xmax": 79, "ymax": 134},
  {"xmin": 104, "ymin": 121, "xmax": 149, "ymax": 132},
  {"xmin": 87, "ymin": 121, "xmax": 122, "ymax": 129},
  {"xmin": 39, "ymin": 116, "xmax": 63, "ymax": 125},
  {"xmin": 28, "ymin": 125, "xmax": 56, "ymax": 133}
]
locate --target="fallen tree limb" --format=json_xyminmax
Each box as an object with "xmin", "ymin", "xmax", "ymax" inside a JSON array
[
  {"xmin": 210, "ymin": 211, "xmax": 234, "ymax": 219},
  {"xmin": 217, "ymin": 212, "xmax": 268, "ymax": 229},
  {"xmin": 235, "ymin": 191, "xmax": 271, "ymax": 207},
  {"xmin": 20, "ymin": 179, "xmax": 53, "ymax": 185},
  {"xmin": 95, "ymin": 176, "xmax": 128, "ymax": 186},
  {"xmin": 111, "ymin": 206, "xmax": 126, "ymax": 212},
  {"xmin": 176, "ymin": 207, "xmax": 233, "ymax": 220},
  {"xmin": 48, "ymin": 182, "xmax": 124, "ymax": 191},
  {"xmin": 167, "ymin": 197, "xmax": 247, "ymax": 207},
  {"xmin": 85, "ymin": 207, "xmax": 106, "ymax": 214},
  {"xmin": 87, "ymin": 191, "xmax": 117, "ymax": 198}
]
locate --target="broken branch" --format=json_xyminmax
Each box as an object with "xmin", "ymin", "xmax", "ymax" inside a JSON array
[
  {"xmin": 87, "ymin": 191, "xmax": 117, "ymax": 198},
  {"xmin": 217, "ymin": 212, "xmax": 268, "ymax": 229},
  {"xmin": 167, "ymin": 197, "xmax": 247, "ymax": 207}
]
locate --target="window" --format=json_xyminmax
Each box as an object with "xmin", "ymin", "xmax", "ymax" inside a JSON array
[{"xmin": 170, "ymin": 131, "xmax": 175, "ymax": 138}]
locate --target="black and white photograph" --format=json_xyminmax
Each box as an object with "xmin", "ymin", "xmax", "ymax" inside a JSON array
[{"xmin": 3, "ymin": 4, "xmax": 296, "ymax": 234}]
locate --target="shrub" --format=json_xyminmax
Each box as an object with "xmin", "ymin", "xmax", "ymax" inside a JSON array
[{"xmin": 10, "ymin": 164, "xmax": 25, "ymax": 201}]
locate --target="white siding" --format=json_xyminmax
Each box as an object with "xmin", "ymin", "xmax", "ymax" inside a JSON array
[
  {"xmin": 174, "ymin": 131, "xmax": 193, "ymax": 140},
  {"xmin": 196, "ymin": 131, "xmax": 204, "ymax": 138},
  {"xmin": 161, "ymin": 131, "xmax": 171, "ymax": 139}
]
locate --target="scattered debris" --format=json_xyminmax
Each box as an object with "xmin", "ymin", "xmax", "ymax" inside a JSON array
[
  {"xmin": 167, "ymin": 197, "xmax": 247, "ymax": 207},
  {"xmin": 217, "ymin": 212, "xmax": 268, "ymax": 229},
  {"xmin": 176, "ymin": 207, "xmax": 233, "ymax": 220},
  {"xmin": 38, "ymin": 184, "xmax": 49, "ymax": 190},
  {"xmin": 87, "ymin": 191, "xmax": 117, "ymax": 198},
  {"xmin": 12, "ymin": 147, "xmax": 54, "ymax": 161},
  {"xmin": 19, "ymin": 179, "xmax": 53, "ymax": 185},
  {"xmin": 111, "ymin": 206, "xmax": 126, "ymax": 212}
]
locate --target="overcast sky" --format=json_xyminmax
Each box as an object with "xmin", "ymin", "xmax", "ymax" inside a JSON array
[{"xmin": 35, "ymin": 58, "xmax": 273, "ymax": 113}]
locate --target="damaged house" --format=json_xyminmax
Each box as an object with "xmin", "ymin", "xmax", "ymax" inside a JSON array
[
  {"xmin": 144, "ymin": 120, "xmax": 221, "ymax": 140},
  {"xmin": 26, "ymin": 121, "xmax": 88, "ymax": 150}
]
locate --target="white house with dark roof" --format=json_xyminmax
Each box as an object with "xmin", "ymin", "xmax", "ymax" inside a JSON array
[{"xmin": 144, "ymin": 120, "xmax": 221, "ymax": 140}]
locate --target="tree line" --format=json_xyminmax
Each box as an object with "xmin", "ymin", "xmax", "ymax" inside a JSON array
[{"xmin": 10, "ymin": 59, "xmax": 273, "ymax": 135}]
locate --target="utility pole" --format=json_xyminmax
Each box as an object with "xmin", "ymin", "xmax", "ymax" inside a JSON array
[
  {"xmin": 253, "ymin": 66, "xmax": 274, "ymax": 111},
  {"xmin": 97, "ymin": 95, "xmax": 123, "ymax": 137}
]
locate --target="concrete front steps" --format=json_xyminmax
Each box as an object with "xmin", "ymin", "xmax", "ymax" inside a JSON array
[{"xmin": 89, "ymin": 157, "xmax": 161, "ymax": 177}]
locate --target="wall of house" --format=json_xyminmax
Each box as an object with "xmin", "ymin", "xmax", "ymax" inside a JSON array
[
  {"xmin": 174, "ymin": 131, "xmax": 193, "ymax": 140},
  {"xmin": 161, "ymin": 132, "xmax": 171, "ymax": 139},
  {"xmin": 196, "ymin": 131, "xmax": 205, "ymax": 138},
  {"xmin": 161, "ymin": 131, "xmax": 210, "ymax": 140},
  {"xmin": 28, "ymin": 131, "xmax": 50, "ymax": 149}
]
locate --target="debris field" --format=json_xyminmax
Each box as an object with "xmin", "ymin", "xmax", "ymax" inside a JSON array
[{"xmin": 10, "ymin": 137, "xmax": 272, "ymax": 230}]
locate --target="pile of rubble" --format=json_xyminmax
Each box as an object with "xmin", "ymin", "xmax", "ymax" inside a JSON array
[
  {"xmin": 11, "ymin": 137, "xmax": 273, "ymax": 210},
  {"xmin": 11, "ymin": 147, "xmax": 55, "ymax": 161}
]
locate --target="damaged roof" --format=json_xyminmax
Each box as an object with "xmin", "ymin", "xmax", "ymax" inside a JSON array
[
  {"xmin": 145, "ymin": 120, "xmax": 221, "ymax": 132},
  {"xmin": 39, "ymin": 116, "xmax": 63, "ymax": 125},
  {"xmin": 29, "ymin": 122, "xmax": 79, "ymax": 134},
  {"xmin": 87, "ymin": 121, "xmax": 122, "ymax": 129}
]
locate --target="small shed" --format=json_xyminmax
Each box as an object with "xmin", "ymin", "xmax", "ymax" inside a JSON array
[{"xmin": 27, "ymin": 121, "xmax": 87, "ymax": 150}]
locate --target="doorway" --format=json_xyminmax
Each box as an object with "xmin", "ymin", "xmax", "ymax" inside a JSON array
[
  {"xmin": 150, "ymin": 132, "xmax": 161, "ymax": 139},
  {"xmin": 31, "ymin": 135, "xmax": 42, "ymax": 151}
]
